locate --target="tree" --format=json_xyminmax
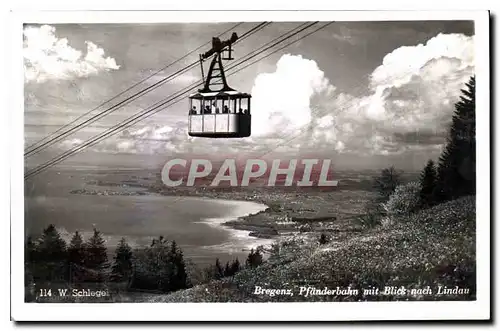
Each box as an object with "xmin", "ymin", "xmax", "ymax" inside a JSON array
[
  {"xmin": 434, "ymin": 76, "xmax": 476, "ymax": 202},
  {"xmin": 224, "ymin": 261, "xmax": 231, "ymax": 277},
  {"xmin": 130, "ymin": 236, "xmax": 171, "ymax": 291},
  {"xmin": 219, "ymin": 259, "xmax": 242, "ymax": 278},
  {"xmin": 360, "ymin": 166, "xmax": 403, "ymax": 228},
  {"xmin": 373, "ymin": 166, "xmax": 402, "ymax": 201},
  {"xmin": 37, "ymin": 224, "xmax": 67, "ymax": 262},
  {"xmin": 68, "ymin": 231, "xmax": 85, "ymax": 266},
  {"xmin": 130, "ymin": 236, "xmax": 191, "ymax": 293},
  {"xmin": 36, "ymin": 224, "xmax": 67, "ymax": 281},
  {"xmin": 246, "ymin": 248, "xmax": 263, "ymax": 269},
  {"xmin": 214, "ymin": 258, "xmax": 224, "ymax": 280},
  {"xmin": 84, "ymin": 228, "xmax": 108, "ymax": 276},
  {"xmin": 419, "ymin": 160, "xmax": 437, "ymax": 207},
  {"xmin": 25, "ymin": 236, "xmax": 37, "ymax": 264},
  {"xmin": 230, "ymin": 259, "xmax": 241, "ymax": 276},
  {"xmin": 111, "ymin": 237, "xmax": 133, "ymax": 282},
  {"xmin": 359, "ymin": 200, "xmax": 384, "ymax": 228},
  {"xmin": 25, "ymin": 236, "xmax": 38, "ymax": 290},
  {"xmin": 168, "ymin": 240, "xmax": 190, "ymax": 291}
]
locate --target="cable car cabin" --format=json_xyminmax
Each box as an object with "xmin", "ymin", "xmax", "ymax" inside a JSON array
[
  {"xmin": 188, "ymin": 91, "xmax": 251, "ymax": 138},
  {"xmin": 188, "ymin": 31, "xmax": 252, "ymax": 138}
]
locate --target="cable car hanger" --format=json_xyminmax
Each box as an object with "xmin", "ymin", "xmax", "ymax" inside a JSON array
[
  {"xmin": 198, "ymin": 32, "xmax": 239, "ymax": 93},
  {"xmin": 188, "ymin": 31, "xmax": 252, "ymax": 139}
]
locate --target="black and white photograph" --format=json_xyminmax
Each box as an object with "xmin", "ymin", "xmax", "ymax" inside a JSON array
[{"xmin": 9, "ymin": 9, "xmax": 490, "ymax": 322}]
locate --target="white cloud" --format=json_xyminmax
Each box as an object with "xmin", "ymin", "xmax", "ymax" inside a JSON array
[
  {"xmin": 306, "ymin": 33, "xmax": 475, "ymax": 156},
  {"xmin": 24, "ymin": 25, "xmax": 120, "ymax": 83},
  {"xmin": 250, "ymin": 54, "xmax": 335, "ymax": 136},
  {"xmin": 370, "ymin": 33, "xmax": 474, "ymax": 89},
  {"xmin": 361, "ymin": 33, "xmax": 474, "ymax": 131},
  {"xmin": 57, "ymin": 33, "xmax": 474, "ymax": 159}
]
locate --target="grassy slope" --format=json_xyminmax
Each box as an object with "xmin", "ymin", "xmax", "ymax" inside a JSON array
[{"xmin": 150, "ymin": 196, "xmax": 476, "ymax": 302}]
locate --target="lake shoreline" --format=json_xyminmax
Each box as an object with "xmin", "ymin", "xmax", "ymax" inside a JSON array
[
  {"xmin": 68, "ymin": 188, "xmax": 278, "ymax": 253},
  {"xmin": 69, "ymin": 186, "xmax": 370, "ymax": 246},
  {"xmin": 193, "ymin": 198, "xmax": 276, "ymax": 252}
]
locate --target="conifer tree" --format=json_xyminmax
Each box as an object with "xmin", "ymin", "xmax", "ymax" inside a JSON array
[
  {"xmin": 419, "ymin": 159, "xmax": 437, "ymax": 207},
  {"xmin": 111, "ymin": 237, "xmax": 133, "ymax": 281},
  {"xmin": 169, "ymin": 240, "xmax": 189, "ymax": 290},
  {"xmin": 84, "ymin": 228, "xmax": 108, "ymax": 273},
  {"xmin": 37, "ymin": 224, "xmax": 67, "ymax": 281},
  {"xmin": 38, "ymin": 224, "xmax": 67, "ymax": 262},
  {"xmin": 163, "ymin": 240, "xmax": 177, "ymax": 292},
  {"xmin": 25, "ymin": 236, "xmax": 38, "ymax": 289},
  {"xmin": 68, "ymin": 231, "xmax": 85, "ymax": 266},
  {"xmin": 214, "ymin": 258, "xmax": 224, "ymax": 280},
  {"xmin": 230, "ymin": 259, "xmax": 241, "ymax": 275},
  {"xmin": 131, "ymin": 236, "xmax": 170, "ymax": 291},
  {"xmin": 25, "ymin": 236, "xmax": 37, "ymax": 264},
  {"xmin": 246, "ymin": 249, "xmax": 255, "ymax": 268},
  {"xmin": 224, "ymin": 261, "xmax": 231, "ymax": 277},
  {"xmin": 130, "ymin": 236, "xmax": 190, "ymax": 292},
  {"xmin": 246, "ymin": 248, "xmax": 263, "ymax": 269},
  {"xmin": 434, "ymin": 76, "xmax": 476, "ymax": 201}
]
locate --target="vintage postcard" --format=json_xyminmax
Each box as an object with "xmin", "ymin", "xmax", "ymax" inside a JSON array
[{"xmin": 10, "ymin": 10, "xmax": 490, "ymax": 321}]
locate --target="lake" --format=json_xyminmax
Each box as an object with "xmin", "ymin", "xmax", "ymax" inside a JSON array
[{"xmin": 24, "ymin": 171, "xmax": 270, "ymax": 266}]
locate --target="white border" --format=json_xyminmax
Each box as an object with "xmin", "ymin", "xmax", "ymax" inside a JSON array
[
  {"xmin": 9, "ymin": 10, "xmax": 490, "ymax": 322},
  {"xmin": 10, "ymin": 10, "xmax": 491, "ymax": 23}
]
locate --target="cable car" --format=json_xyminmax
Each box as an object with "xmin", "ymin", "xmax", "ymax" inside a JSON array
[{"xmin": 188, "ymin": 32, "xmax": 251, "ymax": 138}]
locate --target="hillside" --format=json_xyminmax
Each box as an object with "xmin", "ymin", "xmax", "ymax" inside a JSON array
[{"xmin": 150, "ymin": 196, "xmax": 476, "ymax": 302}]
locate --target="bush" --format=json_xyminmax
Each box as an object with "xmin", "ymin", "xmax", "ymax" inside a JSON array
[
  {"xmin": 382, "ymin": 181, "xmax": 422, "ymax": 217},
  {"xmin": 318, "ymin": 233, "xmax": 329, "ymax": 245},
  {"xmin": 358, "ymin": 200, "xmax": 383, "ymax": 228},
  {"xmin": 359, "ymin": 166, "xmax": 404, "ymax": 229},
  {"xmin": 358, "ymin": 212, "xmax": 381, "ymax": 228}
]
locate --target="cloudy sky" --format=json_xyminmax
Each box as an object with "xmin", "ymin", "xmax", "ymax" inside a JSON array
[{"xmin": 24, "ymin": 21, "xmax": 474, "ymax": 171}]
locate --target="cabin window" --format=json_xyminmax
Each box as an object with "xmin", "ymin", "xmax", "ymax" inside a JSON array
[
  {"xmin": 239, "ymin": 98, "xmax": 249, "ymax": 114},
  {"xmin": 202, "ymin": 98, "xmax": 212, "ymax": 114},
  {"xmin": 190, "ymin": 98, "xmax": 203, "ymax": 115},
  {"xmin": 215, "ymin": 98, "xmax": 224, "ymax": 114},
  {"xmin": 221, "ymin": 97, "xmax": 231, "ymax": 114}
]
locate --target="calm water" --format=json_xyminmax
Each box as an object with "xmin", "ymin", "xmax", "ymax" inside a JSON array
[{"xmin": 24, "ymin": 170, "xmax": 269, "ymax": 265}]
